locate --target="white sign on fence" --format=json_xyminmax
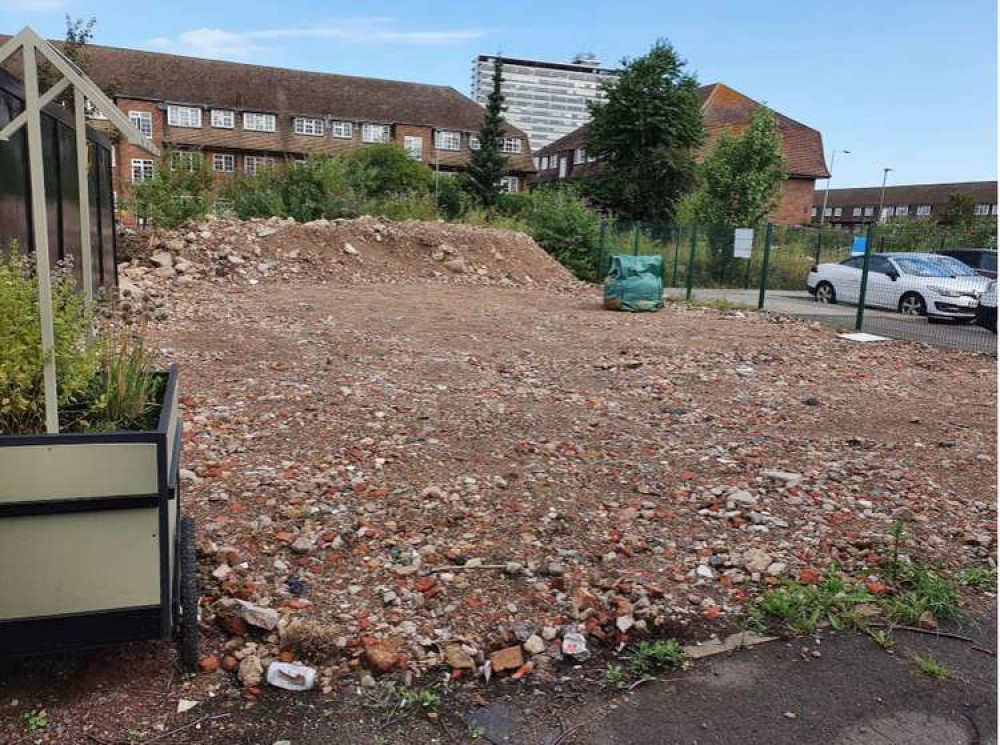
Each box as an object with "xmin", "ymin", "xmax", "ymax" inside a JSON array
[{"xmin": 733, "ymin": 228, "xmax": 754, "ymax": 258}]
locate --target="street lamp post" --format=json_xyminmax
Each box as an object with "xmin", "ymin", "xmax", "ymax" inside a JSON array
[
  {"xmin": 877, "ymin": 167, "xmax": 893, "ymax": 224},
  {"xmin": 819, "ymin": 149, "xmax": 850, "ymax": 225}
]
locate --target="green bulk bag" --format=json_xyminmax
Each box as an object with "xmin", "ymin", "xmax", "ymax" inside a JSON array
[{"xmin": 603, "ymin": 254, "xmax": 664, "ymax": 312}]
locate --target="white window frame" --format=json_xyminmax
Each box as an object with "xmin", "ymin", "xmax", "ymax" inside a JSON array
[
  {"xmin": 810, "ymin": 207, "xmax": 817, "ymax": 217},
  {"xmin": 167, "ymin": 105, "xmax": 202, "ymax": 129},
  {"xmin": 213, "ymin": 153, "xmax": 235, "ymax": 173},
  {"xmin": 916, "ymin": 204, "xmax": 932, "ymax": 216},
  {"xmin": 331, "ymin": 121, "xmax": 354, "ymax": 139},
  {"xmin": 992, "ymin": 204, "xmax": 998, "ymax": 216},
  {"xmin": 170, "ymin": 151, "xmax": 201, "ymax": 171},
  {"xmin": 361, "ymin": 123, "xmax": 391, "ymax": 144},
  {"xmin": 243, "ymin": 112, "xmax": 277, "ymax": 132},
  {"xmin": 211, "ymin": 109, "xmax": 235, "ymax": 129},
  {"xmin": 833, "ymin": 207, "xmax": 842, "ymax": 217},
  {"xmin": 864, "ymin": 206, "xmax": 874, "ymax": 217},
  {"xmin": 403, "ymin": 135, "xmax": 423, "ymax": 160},
  {"xmin": 244, "ymin": 155, "xmax": 275, "ymax": 175},
  {"xmin": 435, "ymin": 130, "xmax": 461, "ymax": 151},
  {"xmin": 130, "ymin": 159, "xmax": 154, "ymax": 183},
  {"xmin": 294, "ymin": 117, "xmax": 324, "ymax": 136},
  {"xmin": 469, "ymin": 135, "xmax": 481, "ymax": 151},
  {"xmin": 551, "ymin": 156, "xmax": 560, "ymax": 170},
  {"xmin": 573, "ymin": 148, "xmax": 586, "ymax": 165},
  {"xmin": 895, "ymin": 205, "xmax": 909, "ymax": 216},
  {"xmin": 128, "ymin": 110, "xmax": 152, "ymax": 138},
  {"xmin": 501, "ymin": 137, "xmax": 522, "ymax": 153},
  {"xmin": 499, "ymin": 176, "xmax": 520, "ymax": 193},
  {"xmin": 852, "ymin": 207, "xmax": 862, "ymax": 217},
  {"xmin": 823, "ymin": 207, "xmax": 832, "ymax": 217},
  {"xmin": 975, "ymin": 203, "xmax": 991, "ymax": 215}
]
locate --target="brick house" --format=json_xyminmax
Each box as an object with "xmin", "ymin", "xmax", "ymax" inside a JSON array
[
  {"xmin": 813, "ymin": 181, "xmax": 998, "ymax": 226},
  {"xmin": 532, "ymin": 82, "xmax": 829, "ymax": 225},
  {"xmin": 2, "ymin": 40, "xmax": 537, "ymax": 220}
]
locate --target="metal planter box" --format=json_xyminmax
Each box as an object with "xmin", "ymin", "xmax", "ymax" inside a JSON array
[{"xmin": 0, "ymin": 364, "xmax": 191, "ymax": 658}]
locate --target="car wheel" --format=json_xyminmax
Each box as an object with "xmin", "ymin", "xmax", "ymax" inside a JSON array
[
  {"xmin": 898, "ymin": 292, "xmax": 926, "ymax": 316},
  {"xmin": 815, "ymin": 281, "xmax": 836, "ymax": 304}
]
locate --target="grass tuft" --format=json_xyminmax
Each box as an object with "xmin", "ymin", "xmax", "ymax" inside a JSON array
[{"xmin": 909, "ymin": 653, "xmax": 953, "ymax": 679}]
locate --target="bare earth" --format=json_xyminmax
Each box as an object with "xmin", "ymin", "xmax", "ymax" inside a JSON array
[{"xmin": 0, "ymin": 218, "xmax": 995, "ymax": 744}]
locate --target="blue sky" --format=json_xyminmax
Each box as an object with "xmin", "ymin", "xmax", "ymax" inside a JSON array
[{"xmin": 4, "ymin": 0, "xmax": 996, "ymax": 188}]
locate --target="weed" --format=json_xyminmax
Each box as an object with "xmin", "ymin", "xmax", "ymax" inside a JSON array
[
  {"xmin": 630, "ymin": 639, "xmax": 685, "ymax": 678},
  {"xmin": 754, "ymin": 568, "xmax": 875, "ymax": 635},
  {"xmin": 398, "ymin": 686, "xmax": 441, "ymax": 713},
  {"xmin": 882, "ymin": 562, "xmax": 964, "ymax": 627},
  {"xmin": 604, "ymin": 664, "xmax": 628, "ymax": 690},
  {"xmin": 909, "ymin": 653, "xmax": 953, "ymax": 679},
  {"xmin": 957, "ymin": 566, "xmax": 997, "ymax": 591},
  {"xmin": 868, "ymin": 629, "xmax": 896, "ymax": 651},
  {"xmin": 697, "ymin": 297, "xmax": 755, "ymax": 312},
  {"xmin": 888, "ymin": 521, "xmax": 905, "ymax": 582},
  {"xmin": 24, "ymin": 709, "xmax": 48, "ymax": 731},
  {"xmin": 468, "ymin": 725, "xmax": 485, "ymax": 740}
]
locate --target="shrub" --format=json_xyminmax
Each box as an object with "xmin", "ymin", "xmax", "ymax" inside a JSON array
[
  {"xmin": 83, "ymin": 320, "xmax": 163, "ymax": 432},
  {"xmin": 0, "ymin": 248, "xmax": 96, "ymax": 434},
  {"xmin": 346, "ymin": 144, "xmax": 432, "ymax": 200},
  {"xmin": 435, "ymin": 175, "xmax": 474, "ymax": 220},
  {"xmin": 524, "ymin": 188, "xmax": 601, "ymax": 281},
  {"xmin": 364, "ymin": 192, "xmax": 438, "ymax": 222},
  {"xmin": 129, "ymin": 151, "xmax": 213, "ymax": 229}
]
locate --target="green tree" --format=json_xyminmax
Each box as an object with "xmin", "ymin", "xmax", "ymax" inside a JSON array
[
  {"xmin": 584, "ymin": 40, "xmax": 703, "ymax": 222},
  {"xmin": 347, "ymin": 143, "xmax": 432, "ymax": 199},
  {"xmin": 37, "ymin": 16, "xmax": 97, "ymax": 96},
  {"xmin": 466, "ymin": 57, "xmax": 508, "ymax": 209},
  {"xmin": 940, "ymin": 192, "xmax": 976, "ymax": 227},
  {"xmin": 130, "ymin": 151, "xmax": 213, "ymax": 229}
]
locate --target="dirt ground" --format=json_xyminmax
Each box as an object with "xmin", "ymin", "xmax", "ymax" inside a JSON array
[{"xmin": 1, "ymin": 221, "xmax": 996, "ymax": 743}]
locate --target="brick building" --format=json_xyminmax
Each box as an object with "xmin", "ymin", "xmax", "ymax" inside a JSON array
[
  {"xmin": 532, "ymin": 83, "xmax": 829, "ymax": 225},
  {"xmin": 813, "ymin": 181, "xmax": 998, "ymax": 226},
  {"xmin": 1, "ymin": 40, "xmax": 537, "ymax": 219}
]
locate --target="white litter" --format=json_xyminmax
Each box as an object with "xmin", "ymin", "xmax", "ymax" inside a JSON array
[{"xmin": 837, "ymin": 332, "xmax": 891, "ymax": 343}]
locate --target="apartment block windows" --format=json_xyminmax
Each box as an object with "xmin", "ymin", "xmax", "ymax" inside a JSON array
[
  {"xmin": 975, "ymin": 203, "xmax": 991, "ymax": 215},
  {"xmin": 167, "ymin": 105, "xmax": 202, "ymax": 128},
  {"xmin": 404, "ymin": 136, "xmax": 423, "ymax": 160},
  {"xmin": 128, "ymin": 111, "xmax": 152, "ymax": 137},
  {"xmin": 895, "ymin": 205, "xmax": 909, "ymax": 216},
  {"xmin": 823, "ymin": 207, "xmax": 832, "ymax": 217},
  {"xmin": 573, "ymin": 148, "xmax": 586, "ymax": 164},
  {"xmin": 171, "ymin": 151, "xmax": 201, "ymax": 171},
  {"xmin": 833, "ymin": 207, "xmax": 842, "ymax": 217},
  {"xmin": 362, "ymin": 123, "xmax": 391, "ymax": 143},
  {"xmin": 810, "ymin": 207, "xmax": 817, "ymax": 218},
  {"xmin": 331, "ymin": 121, "xmax": 353, "ymax": 139},
  {"xmin": 916, "ymin": 205, "xmax": 932, "ymax": 216},
  {"xmin": 243, "ymin": 112, "xmax": 277, "ymax": 132},
  {"xmin": 852, "ymin": 207, "xmax": 862, "ymax": 217},
  {"xmin": 993, "ymin": 204, "xmax": 998, "ymax": 215},
  {"xmin": 211, "ymin": 109, "xmax": 235, "ymax": 129},
  {"xmin": 435, "ymin": 131, "xmax": 461, "ymax": 150},
  {"xmin": 864, "ymin": 206, "xmax": 874, "ymax": 217},
  {"xmin": 501, "ymin": 137, "xmax": 522, "ymax": 153},
  {"xmin": 131, "ymin": 159, "xmax": 154, "ymax": 183},
  {"xmin": 213, "ymin": 153, "xmax": 235, "ymax": 172},
  {"xmin": 294, "ymin": 117, "xmax": 324, "ymax": 136},
  {"xmin": 469, "ymin": 135, "xmax": 481, "ymax": 150},
  {"xmin": 499, "ymin": 176, "xmax": 520, "ymax": 193},
  {"xmin": 244, "ymin": 155, "xmax": 275, "ymax": 175}
]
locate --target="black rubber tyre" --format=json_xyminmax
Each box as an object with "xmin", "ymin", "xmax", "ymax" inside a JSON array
[
  {"xmin": 815, "ymin": 281, "xmax": 836, "ymax": 304},
  {"xmin": 178, "ymin": 516, "xmax": 200, "ymax": 672},
  {"xmin": 898, "ymin": 292, "xmax": 927, "ymax": 317}
]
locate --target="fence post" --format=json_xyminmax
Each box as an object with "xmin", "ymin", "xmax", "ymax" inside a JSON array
[
  {"xmin": 757, "ymin": 223, "xmax": 774, "ymax": 310},
  {"xmin": 855, "ymin": 222, "xmax": 876, "ymax": 330},
  {"xmin": 632, "ymin": 222, "xmax": 641, "ymax": 256},
  {"xmin": 744, "ymin": 226, "xmax": 754, "ymax": 289},
  {"xmin": 815, "ymin": 231, "xmax": 822, "ymax": 264},
  {"xmin": 596, "ymin": 219, "xmax": 607, "ymax": 280},
  {"xmin": 672, "ymin": 226, "xmax": 681, "ymax": 287},
  {"xmin": 685, "ymin": 224, "xmax": 698, "ymax": 301}
]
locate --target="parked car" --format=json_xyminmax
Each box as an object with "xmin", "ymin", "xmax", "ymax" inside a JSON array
[
  {"xmin": 936, "ymin": 248, "xmax": 997, "ymax": 279},
  {"xmin": 807, "ymin": 252, "xmax": 992, "ymax": 322},
  {"xmin": 976, "ymin": 281, "xmax": 997, "ymax": 333}
]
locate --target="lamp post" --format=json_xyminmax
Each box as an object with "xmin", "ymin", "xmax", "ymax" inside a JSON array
[
  {"xmin": 818, "ymin": 149, "xmax": 850, "ymax": 225},
  {"xmin": 877, "ymin": 167, "xmax": 893, "ymax": 224}
]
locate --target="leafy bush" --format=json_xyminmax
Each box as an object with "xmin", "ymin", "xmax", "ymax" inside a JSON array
[
  {"xmin": 347, "ymin": 144, "xmax": 432, "ymax": 199},
  {"xmin": 84, "ymin": 320, "xmax": 163, "ymax": 432},
  {"xmin": 0, "ymin": 249, "xmax": 96, "ymax": 434},
  {"xmin": 129, "ymin": 151, "xmax": 213, "ymax": 229},
  {"xmin": 522, "ymin": 188, "xmax": 601, "ymax": 281},
  {"xmin": 435, "ymin": 175, "xmax": 474, "ymax": 220}
]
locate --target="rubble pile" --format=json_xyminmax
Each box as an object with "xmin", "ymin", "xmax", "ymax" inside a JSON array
[{"xmin": 116, "ymin": 214, "xmax": 580, "ymax": 318}]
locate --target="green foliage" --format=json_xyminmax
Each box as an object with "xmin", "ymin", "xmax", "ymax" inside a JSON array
[
  {"xmin": 629, "ymin": 639, "xmax": 685, "ymax": 677},
  {"xmin": 523, "ymin": 188, "xmax": 602, "ymax": 281},
  {"xmin": 868, "ymin": 629, "xmax": 896, "ymax": 651},
  {"xmin": 24, "ymin": 709, "xmax": 48, "ymax": 732},
  {"xmin": 347, "ymin": 144, "xmax": 432, "ymax": 200},
  {"xmin": 940, "ymin": 192, "xmax": 976, "ymax": 227},
  {"xmin": 908, "ymin": 653, "xmax": 952, "ymax": 679},
  {"xmin": 0, "ymin": 250, "xmax": 96, "ymax": 434},
  {"xmin": 466, "ymin": 58, "xmax": 509, "ymax": 208},
  {"xmin": 398, "ymin": 686, "xmax": 441, "ymax": 714},
  {"xmin": 754, "ymin": 567, "xmax": 875, "ymax": 635},
  {"xmin": 84, "ymin": 320, "xmax": 163, "ymax": 432},
  {"xmin": 881, "ymin": 561, "xmax": 963, "ymax": 626},
  {"xmin": 956, "ymin": 566, "xmax": 997, "ymax": 591},
  {"xmin": 435, "ymin": 175, "xmax": 474, "ymax": 220},
  {"xmin": 130, "ymin": 151, "xmax": 213, "ymax": 229},
  {"xmin": 585, "ymin": 39, "xmax": 703, "ymax": 222},
  {"xmin": 603, "ymin": 664, "xmax": 628, "ymax": 690}
]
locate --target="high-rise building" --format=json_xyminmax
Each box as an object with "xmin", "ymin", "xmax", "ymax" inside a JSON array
[{"xmin": 472, "ymin": 53, "xmax": 619, "ymax": 152}]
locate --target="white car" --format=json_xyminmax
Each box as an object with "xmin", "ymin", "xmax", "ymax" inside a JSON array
[{"xmin": 807, "ymin": 252, "xmax": 992, "ymax": 321}]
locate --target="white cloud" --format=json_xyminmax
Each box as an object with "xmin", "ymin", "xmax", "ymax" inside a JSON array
[{"xmin": 145, "ymin": 18, "xmax": 486, "ymax": 60}]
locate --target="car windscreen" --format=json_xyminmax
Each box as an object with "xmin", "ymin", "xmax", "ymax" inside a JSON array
[
  {"xmin": 927, "ymin": 256, "xmax": 979, "ymax": 277},
  {"xmin": 982, "ymin": 253, "xmax": 997, "ymax": 272},
  {"xmin": 894, "ymin": 257, "xmax": 953, "ymax": 278}
]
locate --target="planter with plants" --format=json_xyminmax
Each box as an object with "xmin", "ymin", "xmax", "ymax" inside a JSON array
[{"xmin": 0, "ymin": 254, "xmax": 197, "ymax": 668}]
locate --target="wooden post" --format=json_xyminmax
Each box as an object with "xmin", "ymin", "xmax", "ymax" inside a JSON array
[{"xmin": 74, "ymin": 88, "xmax": 93, "ymax": 308}]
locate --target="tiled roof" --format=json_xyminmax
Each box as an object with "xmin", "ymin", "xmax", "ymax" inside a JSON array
[
  {"xmin": 814, "ymin": 181, "xmax": 998, "ymax": 207},
  {"xmin": 537, "ymin": 82, "xmax": 829, "ymax": 180}
]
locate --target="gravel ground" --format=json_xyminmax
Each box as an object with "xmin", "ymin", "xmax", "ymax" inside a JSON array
[{"xmin": 0, "ymin": 218, "xmax": 995, "ymax": 744}]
